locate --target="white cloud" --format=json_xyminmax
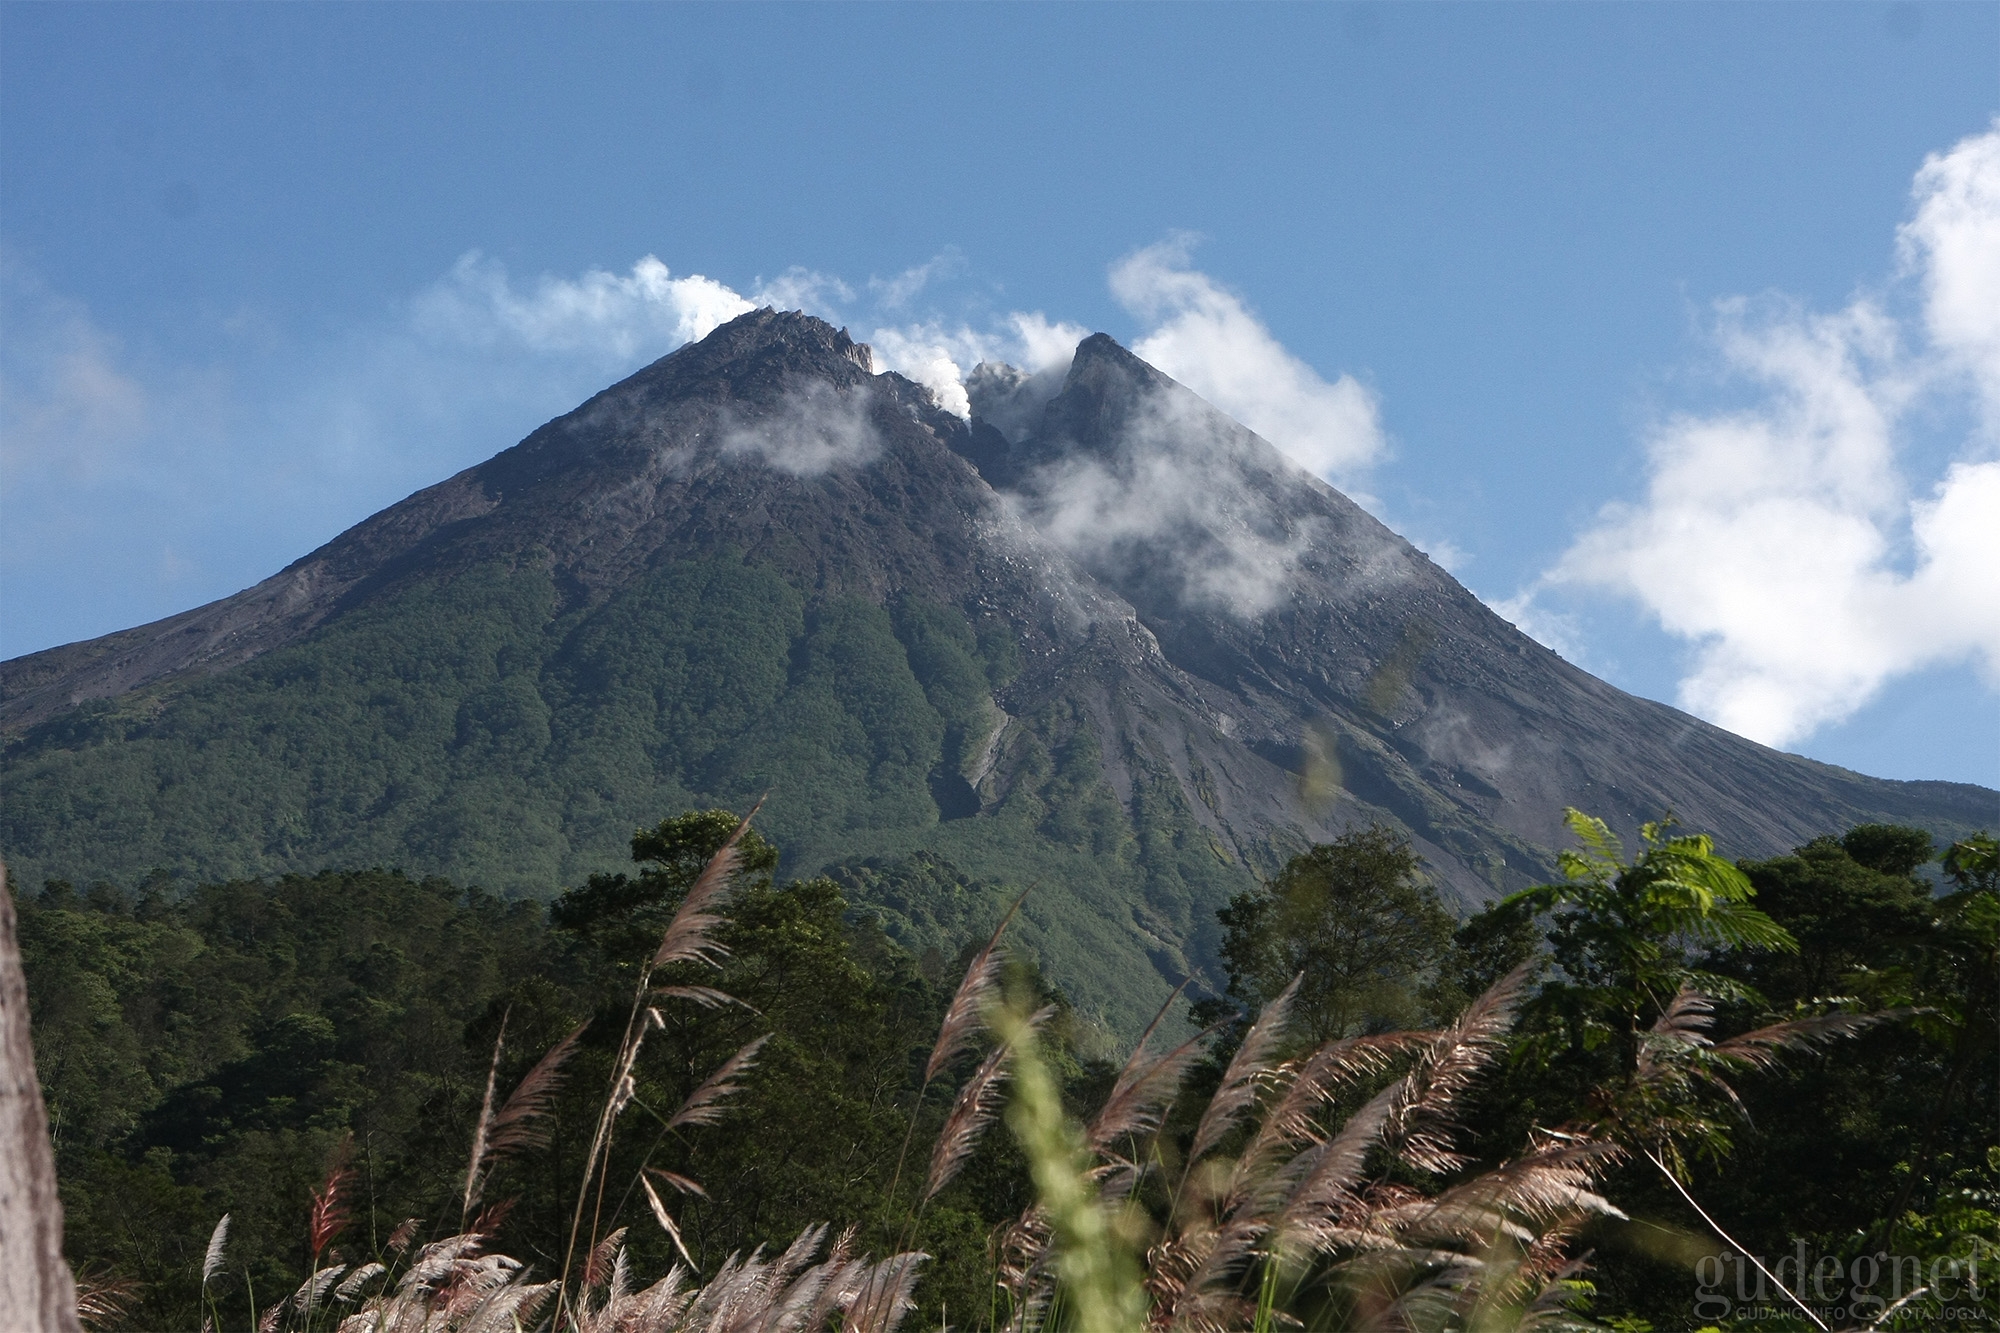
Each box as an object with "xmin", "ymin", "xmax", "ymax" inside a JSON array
[
  {"xmin": 868, "ymin": 249, "xmax": 963, "ymax": 310},
  {"xmin": 412, "ymin": 253, "xmax": 754, "ymax": 363},
  {"xmin": 0, "ymin": 278, "xmax": 151, "ymax": 486},
  {"xmin": 1008, "ymin": 375, "xmax": 1321, "ymax": 617},
  {"xmin": 865, "ymin": 324, "xmax": 981, "ymax": 416},
  {"xmin": 1414, "ymin": 536, "xmax": 1470, "ymax": 574},
  {"xmin": 749, "ymin": 266, "xmax": 854, "ymax": 318},
  {"xmin": 1902, "ymin": 118, "xmax": 2000, "ymax": 426},
  {"xmin": 1538, "ymin": 123, "xmax": 2000, "ymax": 747},
  {"xmin": 865, "ymin": 311, "xmax": 1089, "ymax": 419},
  {"xmin": 1490, "ymin": 590, "xmax": 1589, "ymax": 665},
  {"xmin": 0, "ymin": 239, "xmax": 1382, "ymax": 653},
  {"xmin": 1008, "ymin": 313, "xmax": 1091, "ymax": 372},
  {"xmin": 1, "ymin": 253, "xmax": 767, "ymax": 654},
  {"xmin": 719, "ymin": 380, "xmax": 881, "ymax": 476},
  {"xmin": 1109, "ymin": 236, "xmax": 1387, "ymax": 484}
]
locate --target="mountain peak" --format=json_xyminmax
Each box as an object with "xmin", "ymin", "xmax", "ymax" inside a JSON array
[
  {"xmin": 959, "ymin": 328, "xmax": 1281, "ymax": 490},
  {"xmin": 613, "ymin": 308, "xmax": 879, "ymax": 402},
  {"xmin": 4, "ymin": 302, "xmax": 1989, "ymax": 1038},
  {"xmin": 699, "ymin": 307, "xmax": 875, "ymax": 370}
]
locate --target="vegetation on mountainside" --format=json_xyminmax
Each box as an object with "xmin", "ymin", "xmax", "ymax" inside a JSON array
[
  {"xmin": 0, "ymin": 554, "xmax": 1243, "ymax": 1035},
  {"xmin": 20, "ymin": 811, "xmax": 1999, "ymax": 1329},
  {"xmin": 1425, "ymin": 819, "xmax": 2000, "ymax": 1330}
]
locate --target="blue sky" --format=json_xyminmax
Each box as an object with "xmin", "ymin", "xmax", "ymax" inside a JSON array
[{"xmin": 2, "ymin": 2, "xmax": 1996, "ymax": 788}]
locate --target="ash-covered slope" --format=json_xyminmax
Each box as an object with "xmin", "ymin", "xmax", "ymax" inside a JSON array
[{"xmin": 3, "ymin": 310, "xmax": 1990, "ymax": 1031}]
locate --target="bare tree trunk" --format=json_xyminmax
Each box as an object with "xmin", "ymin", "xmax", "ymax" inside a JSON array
[{"xmin": 0, "ymin": 864, "xmax": 82, "ymax": 1333}]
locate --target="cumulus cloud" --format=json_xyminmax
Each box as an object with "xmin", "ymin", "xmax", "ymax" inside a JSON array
[
  {"xmin": 1901, "ymin": 119, "xmax": 2000, "ymax": 426},
  {"xmin": 1110, "ymin": 237, "xmax": 1387, "ymax": 483},
  {"xmin": 720, "ymin": 380, "xmax": 881, "ymax": 475},
  {"xmin": 1539, "ymin": 122, "xmax": 2000, "ymax": 748}
]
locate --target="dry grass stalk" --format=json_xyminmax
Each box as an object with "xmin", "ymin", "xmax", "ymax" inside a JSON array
[
  {"xmin": 327, "ymin": 1233, "xmax": 556, "ymax": 1333},
  {"xmin": 461, "ymin": 1017, "xmax": 587, "ymax": 1221},
  {"xmin": 668, "ymin": 1034, "xmax": 769, "ymax": 1130},
  {"xmin": 1624, "ymin": 984, "xmax": 1888, "ymax": 1177},
  {"xmin": 201, "ymin": 1213, "xmax": 230, "ymax": 1285},
  {"xmin": 583, "ymin": 1227, "xmax": 628, "ymax": 1294},
  {"xmin": 1382, "ymin": 964, "xmax": 1531, "ymax": 1177},
  {"xmin": 560, "ymin": 804, "xmax": 762, "ymax": 1315},
  {"xmin": 651, "ymin": 800, "xmax": 764, "ymax": 971},
  {"xmin": 640, "ymin": 1172, "xmax": 699, "ymax": 1270},
  {"xmin": 334, "ymin": 1263, "xmax": 387, "ymax": 1303},
  {"xmin": 648, "ymin": 1166, "xmax": 706, "ymax": 1197},
  {"xmin": 463, "ymin": 1016, "xmax": 508, "ymax": 1224},
  {"xmin": 292, "ymin": 1265, "xmax": 346, "ymax": 1313},
  {"xmin": 925, "ymin": 1041, "xmax": 1013, "ymax": 1203},
  {"xmin": 922, "ymin": 1002, "xmax": 1055, "ymax": 1203},
  {"xmin": 1090, "ymin": 982, "xmax": 1209, "ymax": 1157},
  {"xmin": 71, "ymin": 1265, "xmax": 138, "ymax": 1332},
  {"xmin": 542, "ymin": 1225, "xmax": 923, "ymax": 1333},
  {"xmin": 309, "ymin": 1145, "xmax": 356, "ymax": 1263},
  {"xmin": 1188, "ymin": 976, "xmax": 1297, "ymax": 1165},
  {"xmin": 974, "ymin": 965, "xmax": 1617, "ymax": 1333},
  {"xmin": 926, "ymin": 892, "xmax": 1028, "ymax": 1083},
  {"xmin": 384, "ymin": 1218, "xmax": 421, "ymax": 1254}
]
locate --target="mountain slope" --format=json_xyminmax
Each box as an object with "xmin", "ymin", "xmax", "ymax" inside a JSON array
[
  {"xmin": 958, "ymin": 334, "xmax": 1994, "ymax": 887},
  {"xmin": 3, "ymin": 310, "xmax": 1990, "ymax": 1033}
]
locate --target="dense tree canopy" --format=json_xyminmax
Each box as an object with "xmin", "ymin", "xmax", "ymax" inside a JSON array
[
  {"xmin": 1204, "ymin": 824, "xmax": 1457, "ymax": 1046},
  {"xmin": 16, "ymin": 811, "xmax": 1997, "ymax": 1330}
]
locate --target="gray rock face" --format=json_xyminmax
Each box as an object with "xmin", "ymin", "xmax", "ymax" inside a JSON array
[{"xmin": 3, "ymin": 310, "xmax": 1992, "ymax": 919}]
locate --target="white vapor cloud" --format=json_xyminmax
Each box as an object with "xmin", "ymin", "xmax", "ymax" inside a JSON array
[
  {"xmin": 720, "ymin": 381, "xmax": 882, "ymax": 475},
  {"xmin": 414, "ymin": 253, "xmax": 753, "ymax": 362},
  {"xmin": 1110, "ymin": 237, "xmax": 1387, "ymax": 484},
  {"xmin": 1011, "ymin": 383, "xmax": 1322, "ymax": 617},
  {"xmin": 1538, "ymin": 121, "xmax": 2000, "ymax": 748},
  {"xmin": 749, "ymin": 266, "xmax": 855, "ymax": 318},
  {"xmin": 865, "ymin": 312, "xmax": 1090, "ymax": 419},
  {"xmin": 869, "ymin": 249, "xmax": 964, "ymax": 310},
  {"xmin": 0, "ymin": 278, "xmax": 151, "ymax": 487},
  {"xmin": 2, "ymin": 253, "xmax": 771, "ymax": 654},
  {"xmin": 2, "ymin": 237, "xmax": 1383, "ymax": 655}
]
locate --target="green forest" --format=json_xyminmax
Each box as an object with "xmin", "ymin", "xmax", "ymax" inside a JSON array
[
  {"xmin": 2, "ymin": 554, "xmax": 1249, "ymax": 1037},
  {"xmin": 18, "ymin": 806, "xmax": 1997, "ymax": 1331}
]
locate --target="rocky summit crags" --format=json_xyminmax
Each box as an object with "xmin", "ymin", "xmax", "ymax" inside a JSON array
[{"xmin": 3, "ymin": 310, "xmax": 1991, "ymax": 1033}]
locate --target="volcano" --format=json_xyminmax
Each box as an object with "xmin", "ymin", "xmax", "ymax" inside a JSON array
[{"xmin": 3, "ymin": 310, "xmax": 1990, "ymax": 1031}]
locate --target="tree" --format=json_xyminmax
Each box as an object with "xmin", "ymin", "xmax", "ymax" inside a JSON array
[
  {"xmin": 548, "ymin": 810, "xmax": 782, "ymax": 949},
  {"xmin": 1727, "ymin": 828, "xmax": 1934, "ymax": 1005},
  {"xmin": 1501, "ymin": 809, "xmax": 1796, "ymax": 1094},
  {"xmin": 1208, "ymin": 824, "xmax": 1456, "ymax": 1046}
]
